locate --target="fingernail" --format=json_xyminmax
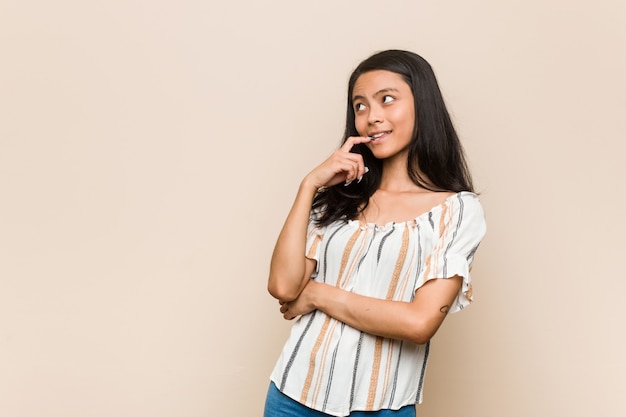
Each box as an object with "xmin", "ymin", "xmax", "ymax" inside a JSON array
[
  {"xmin": 344, "ymin": 180, "xmax": 352, "ymax": 186},
  {"xmin": 357, "ymin": 167, "xmax": 369, "ymax": 183}
]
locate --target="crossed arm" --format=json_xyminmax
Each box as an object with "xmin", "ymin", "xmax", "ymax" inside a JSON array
[{"xmin": 277, "ymin": 261, "xmax": 462, "ymax": 345}]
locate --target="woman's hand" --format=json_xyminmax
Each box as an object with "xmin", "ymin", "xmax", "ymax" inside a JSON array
[
  {"xmin": 303, "ymin": 136, "xmax": 371, "ymax": 190},
  {"xmin": 279, "ymin": 281, "xmax": 320, "ymax": 320}
]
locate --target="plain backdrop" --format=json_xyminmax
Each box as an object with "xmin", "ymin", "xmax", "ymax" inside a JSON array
[{"xmin": 1, "ymin": 1, "xmax": 625, "ymax": 416}]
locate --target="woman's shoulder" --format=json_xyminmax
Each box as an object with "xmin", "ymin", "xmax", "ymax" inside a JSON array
[
  {"xmin": 450, "ymin": 190, "xmax": 482, "ymax": 206},
  {"xmin": 418, "ymin": 190, "xmax": 482, "ymax": 217},
  {"xmin": 440, "ymin": 191, "xmax": 484, "ymax": 216},
  {"xmin": 448, "ymin": 190, "xmax": 480, "ymax": 203},
  {"xmin": 442, "ymin": 192, "xmax": 487, "ymax": 235}
]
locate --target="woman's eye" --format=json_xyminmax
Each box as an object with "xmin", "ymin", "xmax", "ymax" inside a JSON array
[
  {"xmin": 355, "ymin": 103, "xmax": 366, "ymax": 112},
  {"xmin": 382, "ymin": 95, "xmax": 394, "ymax": 104}
]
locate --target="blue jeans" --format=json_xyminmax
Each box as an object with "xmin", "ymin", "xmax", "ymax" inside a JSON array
[{"xmin": 263, "ymin": 382, "xmax": 416, "ymax": 417}]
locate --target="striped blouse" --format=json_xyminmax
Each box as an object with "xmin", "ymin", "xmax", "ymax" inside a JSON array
[{"xmin": 270, "ymin": 191, "xmax": 487, "ymax": 416}]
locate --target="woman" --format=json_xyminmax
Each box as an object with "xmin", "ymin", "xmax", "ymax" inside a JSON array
[{"xmin": 265, "ymin": 50, "xmax": 486, "ymax": 417}]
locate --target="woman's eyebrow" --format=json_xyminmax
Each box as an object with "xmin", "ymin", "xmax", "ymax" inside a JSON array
[
  {"xmin": 352, "ymin": 88, "xmax": 399, "ymax": 102},
  {"xmin": 373, "ymin": 87, "xmax": 399, "ymax": 97}
]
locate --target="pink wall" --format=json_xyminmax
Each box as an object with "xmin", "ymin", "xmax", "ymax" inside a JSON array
[{"xmin": 1, "ymin": 1, "xmax": 624, "ymax": 416}]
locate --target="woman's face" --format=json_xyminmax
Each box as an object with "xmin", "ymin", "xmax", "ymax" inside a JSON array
[{"xmin": 352, "ymin": 70, "xmax": 416, "ymax": 161}]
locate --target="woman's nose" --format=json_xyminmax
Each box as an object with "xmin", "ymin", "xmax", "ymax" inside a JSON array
[{"xmin": 367, "ymin": 106, "xmax": 383, "ymax": 124}]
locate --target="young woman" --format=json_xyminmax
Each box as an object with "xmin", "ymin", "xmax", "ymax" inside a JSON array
[{"xmin": 264, "ymin": 50, "xmax": 486, "ymax": 417}]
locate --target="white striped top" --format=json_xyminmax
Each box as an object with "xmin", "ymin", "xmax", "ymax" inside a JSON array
[{"xmin": 270, "ymin": 191, "xmax": 486, "ymax": 416}]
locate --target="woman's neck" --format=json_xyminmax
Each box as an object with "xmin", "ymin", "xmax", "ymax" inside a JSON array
[{"xmin": 379, "ymin": 155, "xmax": 422, "ymax": 193}]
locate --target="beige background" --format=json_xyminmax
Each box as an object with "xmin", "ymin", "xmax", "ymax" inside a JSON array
[{"xmin": 1, "ymin": 1, "xmax": 625, "ymax": 416}]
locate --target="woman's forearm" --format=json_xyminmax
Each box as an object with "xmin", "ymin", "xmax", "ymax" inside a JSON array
[
  {"xmin": 312, "ymin": 284, "xmax": 427, "ymax": 343},
  {"xmin": 267, "ymin": 179, "xmax": 318, "ymax": 301},
  {"xmin": 285, "ymin": 278, "xmax": 462, "ymax": 345}
]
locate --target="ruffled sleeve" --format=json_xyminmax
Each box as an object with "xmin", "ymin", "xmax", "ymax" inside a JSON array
[{"xmin": 417, "ymin": 192, "xmax": 487, "ymax": 313}]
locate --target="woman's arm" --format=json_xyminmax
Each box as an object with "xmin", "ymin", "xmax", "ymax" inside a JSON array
[
  {"xmin": 279, "ymin": 276, "xmax": 462, "ymax": 345},
  {"xmin": 267, "ymin": 181, "xmax": 318, "ymax": 301},
  {"xmin": 267, "ymin": 136, "xmax": 371, "ymax": 301}
]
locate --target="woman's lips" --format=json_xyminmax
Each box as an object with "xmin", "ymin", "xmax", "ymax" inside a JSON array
[{"xmin": 368, "ymin": 131, "xmax": 391, "ymax": 143}]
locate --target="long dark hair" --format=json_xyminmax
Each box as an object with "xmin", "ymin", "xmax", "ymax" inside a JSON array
[{"xmin": 313, "ymin": 50, "xmax": 474, "ymax": 226}]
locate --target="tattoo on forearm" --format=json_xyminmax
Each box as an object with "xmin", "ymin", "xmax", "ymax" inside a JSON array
[{"xmin": 439, "ymin": 305, "xmax": 450, "ymax": 314}]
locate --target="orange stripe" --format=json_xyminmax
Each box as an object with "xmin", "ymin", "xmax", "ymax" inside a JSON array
[
  {"xmin": 306, "ymin": 233, "xmax": 322, "ymax": 259},
  {"xmin": 438, "ymin": 202, "xmax": 449, "ymax": 238},
  {"xmin": 304, "ymin": 227, "xmax": 363, "ymax": 405},
  {"xmin": 432, "ymin": 203, "xmax": 450, "ymax": 277},
  {"xmin": 423, "ymin": 253, "xmax": 432, "ymax": 279},
  {"xmin": 378, "ymin": 339, "xmax": 395, "ymax": 408},
  {"xmin": 300, "ymin": 315, "xmax": 332, "ymax": 403},
  {"xmin": 337, "ymin": 228, "xmax": 362, "ymax": 288},
  {"xmin": 311, "ymin": 318, "xmax": 340, "ymax": 405},
  {"xmin": 397, "ymin": 226, "xmax": 416, "ymax": 298},
  {"xmin": 369, "ymin": 226, "xmax": 409, "ymax": 408},
  {"xmin": 367, "ymin": 226, "xmax": 410, "ymax": 409},
  {"xmin": 311, "ymin": 228, "xmax": 367, "ymax": 404},
  {"xmin": 366, "ymin": 336, "xmax": 384, "ymax": 409},
  {"xmin": 423, "ymin": 202, "xmax": 451, "ymax": 280},
  {"xmin": 385, "ymin": 226, "xmax": 409, "ymax": 300},
  {"xmin": 340, "ymin": 227, "xmax": 370, "ymax": 289},
  {"xmin": 397, "ymin": 229, "xmax": 415, "ymax": 299}
]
